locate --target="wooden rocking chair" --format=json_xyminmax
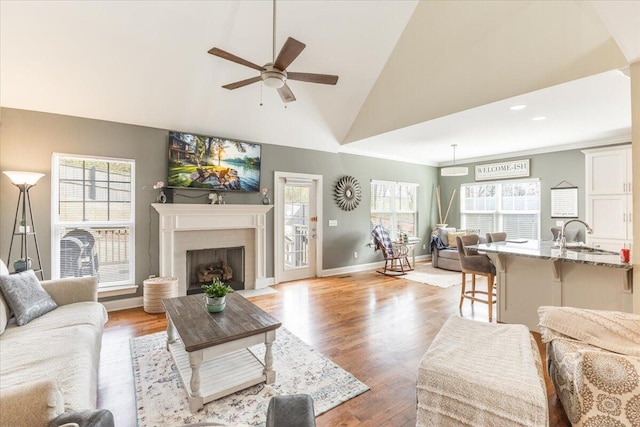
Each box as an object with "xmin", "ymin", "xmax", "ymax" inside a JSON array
[{"xmin": 371, "ymin": 225, "xmax": 412, "ymax": 276}]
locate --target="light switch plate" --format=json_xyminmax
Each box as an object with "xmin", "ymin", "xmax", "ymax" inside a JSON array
[
  {"xmin": 556, "ymin": 220, "xmax": 564, "ymax": 226},
  {"xmin": 328, "ymin": 220, "xmax": 338, "ymax": 227}
]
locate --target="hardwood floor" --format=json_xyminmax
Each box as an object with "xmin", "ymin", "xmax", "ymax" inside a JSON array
[{"xmin": 98, "ymin": 264, "xmax": 571, "ymax": 426}]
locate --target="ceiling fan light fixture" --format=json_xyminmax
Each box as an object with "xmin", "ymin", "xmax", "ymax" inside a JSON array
[
  {"xmin": 441, "ymin": 144, "xmax": 468, "ymax": 177},
  {"xmin": 261, "ymin": 65, "xmax": 286, "ymax": 88}
]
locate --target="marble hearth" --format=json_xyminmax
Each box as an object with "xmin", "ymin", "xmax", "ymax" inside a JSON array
[{"xmin": 152, "ymin": 204, "xmax": 273, "ymax": 295}]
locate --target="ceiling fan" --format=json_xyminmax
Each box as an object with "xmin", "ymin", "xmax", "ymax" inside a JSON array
[{"xmin": 208, "ymin": 0, "xmax": 339, "ymax": 103}]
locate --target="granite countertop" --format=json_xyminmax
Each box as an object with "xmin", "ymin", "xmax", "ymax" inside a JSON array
[{"xmin": 472, "ymin": 240, "xmax": 632, "ymax": 270}]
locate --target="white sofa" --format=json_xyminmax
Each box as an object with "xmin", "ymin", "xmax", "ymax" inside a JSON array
[{"xmin": 0, "ymin": 264, "xmax": 108, "ymax": 426}]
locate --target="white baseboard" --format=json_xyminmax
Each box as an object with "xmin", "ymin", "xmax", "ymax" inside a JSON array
[
  {"xmin": 101, "ymin": 296, "xmax": 143, "ymax": 312},
  {"xmin": 319, "ymin": 254, "xmax": 430, "ymax": 277},
  {"xmin": 101, "ymin": 256, "xmax": 432, "ymax": 310},
  {"xmin": 255, "ymin": 277, "xmax": 275, "ymax": 289}
]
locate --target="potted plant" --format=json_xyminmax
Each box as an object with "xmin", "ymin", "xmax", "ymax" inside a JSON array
[
  {"xmin": 13, "ymin": 257, "xmax": 32, "ymax": 272},
  {"xmin": 201, "ymin": 278, "xmax": 234, "ymax": 312}
]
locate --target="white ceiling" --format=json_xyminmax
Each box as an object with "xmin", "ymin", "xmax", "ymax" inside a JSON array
[{"xmin": 1, "ymin": 1, "xmax": 638, "ymax": 166}]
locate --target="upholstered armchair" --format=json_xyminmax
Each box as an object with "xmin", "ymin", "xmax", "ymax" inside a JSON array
[{"xmin": 538, "ymin": 306, "xmax": 640, "ymax": 427}]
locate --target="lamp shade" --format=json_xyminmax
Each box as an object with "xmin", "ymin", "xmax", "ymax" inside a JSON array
[
  {"xmin": 441, "ymin": 144, "xmax": 468, "ymax": 177},
  {"xmin": 441, "ymin": 166, "xmax": 469, "ymax": 177},
  {"xmin": 3, "ymin": 171, "xmax": 45, "ymax": 186}
]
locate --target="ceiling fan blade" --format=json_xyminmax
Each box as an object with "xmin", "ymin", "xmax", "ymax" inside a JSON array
[
  {"xmin": 222, "ymin": 76, "xmax": 261, "ymax": 90},
  {"xmin": 277, "ymin": 83, "xmax": 296, "ymax": 103},
  {"xmin": 208, "ymin": 47, "xmax": 264, "ymax": 71},
  {"xmin": 273, "ymin": 37, "xmax": 306, "ymax": 71},
  {"xmin": 287, "ymin": 72, "xmax": 339, "ymax": 85}
]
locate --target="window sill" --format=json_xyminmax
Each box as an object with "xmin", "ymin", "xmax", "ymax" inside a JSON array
[{"xmin": 98, "ymin": 284, "xmax": 138, "ymax": 298}]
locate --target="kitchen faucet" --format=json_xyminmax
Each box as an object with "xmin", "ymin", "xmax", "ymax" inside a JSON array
[{"xmin": 559, "ymin": 219, "xmax": 593, "ymax": 249}]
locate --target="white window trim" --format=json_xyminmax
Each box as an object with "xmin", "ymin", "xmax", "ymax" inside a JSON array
[
  {"xmin": 51, "ymin": 153, "xmax": 136, "ymax": 287},
  {"xmin": 460, "ymin": 178, "xmax": 541, "ymax": 239},
  {"xmin": 370, "ymin": 180, "xmax": 419, "ymax": 240}
]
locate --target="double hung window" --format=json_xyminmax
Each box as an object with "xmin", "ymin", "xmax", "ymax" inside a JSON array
[
  {"xmin": 51, "ymin": 154, "xmax": 135, "ymax": 288},
  {"xmin": 370, "ymin": 180, "xmax": 418, "ymax": 239},
  {"xmin": 460, "ymin": 179, "xmax": 540, "ymax": 239}
]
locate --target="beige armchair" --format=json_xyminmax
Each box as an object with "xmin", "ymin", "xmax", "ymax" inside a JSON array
[{"xmin": 538, "ymin": 306, "xmax": 640, "ymax": 427}]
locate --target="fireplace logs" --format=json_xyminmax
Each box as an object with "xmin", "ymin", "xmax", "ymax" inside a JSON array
[{"xmin": 197, "ymin": 260, "xmax": 232, "ymax": 283}]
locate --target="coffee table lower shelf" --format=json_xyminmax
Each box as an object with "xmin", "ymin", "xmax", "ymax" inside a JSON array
[{"xmin": 168, "ymin": 339, "xmax": 266, "ymax": 411}]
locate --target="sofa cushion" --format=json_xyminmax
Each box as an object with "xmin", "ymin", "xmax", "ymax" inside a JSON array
[
  {"xmin": 1, "ymin": 301, "xmax": 107, "ymax": 339},
  {"xmin": 0, "ymin": 322, "xmax": 103, "ymax": 412},
  {"xmin": 0, "ymin": 269, "xmax": 57, "ymax": 326},
  {"xmin": 0, "ymin": 377, "xmax": 64, "ymax": 426},
  {"xmin": 0, "ymin": 292, "xmax": 10, "ymax": 335},
  {"xmin": 437, "ymin": 248, "xmax": 460, "ymax": 260}
]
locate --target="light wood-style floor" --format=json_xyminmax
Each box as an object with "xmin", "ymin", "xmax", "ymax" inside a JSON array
[{"xmin": 98, "ymin": 264, "xmax": 570, "ymax": 426}]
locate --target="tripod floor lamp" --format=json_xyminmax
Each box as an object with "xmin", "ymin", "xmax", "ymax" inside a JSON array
[{"xmin": 4, "ymin": 171, "xmax": 45, "ymax": 279}]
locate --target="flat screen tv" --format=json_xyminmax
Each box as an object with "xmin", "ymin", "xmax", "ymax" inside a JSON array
[{"xmin": 168, "ymin": 131, "xmax": 261, "ymax": 192}]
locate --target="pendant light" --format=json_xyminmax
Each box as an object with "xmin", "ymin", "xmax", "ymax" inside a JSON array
[{"xmin": 441, "ymin": 144, "xmax": 468, "ymax": 177}]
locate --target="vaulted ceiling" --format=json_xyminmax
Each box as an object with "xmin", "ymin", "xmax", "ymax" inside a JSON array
[{"xmin": 1, "ymin": 1, "xmax": 638, "ymax": 166}]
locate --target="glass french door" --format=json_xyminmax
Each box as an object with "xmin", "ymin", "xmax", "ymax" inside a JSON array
[{"xmin": 275, "ymin": 173, "xmax": 319, "ymax": 282}]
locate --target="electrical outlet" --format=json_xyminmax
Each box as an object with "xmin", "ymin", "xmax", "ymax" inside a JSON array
[
  {"xmin": 423, "ymin": 244, "xmax": 426, "ymax": 250},
  {"xmin": 354, "ymin": 251, "xmax": 358, "ymax": 259},
  {"xmin": 556, "ymin": 220, "xmax": 564, "ymax": 226},
  {"xmin": 328, "ymin": 220, "xmax": 338, "ymax": 227}
]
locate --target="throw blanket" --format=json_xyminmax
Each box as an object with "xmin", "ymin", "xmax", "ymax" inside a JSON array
[
  {"xmin": 430, "ymin": 235, "xmax": 447, "ymax": 250},
  {"xmin": 538, "ymin": 306, "xmax": 640, "ymax": 357},
  {"xmin": 417, "ymin": 316, "xmax": 548, "ymax": 427}
]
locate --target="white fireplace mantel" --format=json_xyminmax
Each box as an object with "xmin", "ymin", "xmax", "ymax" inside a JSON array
[{"xmin": 152, "ymin": 203, "xmax": 273, "ymax": 293}]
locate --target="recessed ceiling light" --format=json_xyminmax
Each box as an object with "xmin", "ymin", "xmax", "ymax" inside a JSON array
[
  {"xmin": 531, "ymin": 116, "xmax": 547, "ymax": 121},
  {"xmin": 510, "ymin": 104, "xmax": 527, "ymax": 111}
]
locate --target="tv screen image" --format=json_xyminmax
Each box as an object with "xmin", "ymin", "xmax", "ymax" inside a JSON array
[{"xmin": 168, "ymin": 131, "xmax": 261, "ymax": 192}]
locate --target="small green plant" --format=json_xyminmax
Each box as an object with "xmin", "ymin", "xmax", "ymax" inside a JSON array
[{"xmin": 201, "ymin": 278, "xmax": 234, "ymax": 298}]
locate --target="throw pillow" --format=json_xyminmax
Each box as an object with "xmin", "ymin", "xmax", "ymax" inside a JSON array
[
  {"xmin": 447, "ymin": 231, "xmax": 467, "ymax": 248},
  {"xmin": 0, "ymin": 270, "xmax": 57, "ymax": 326}
]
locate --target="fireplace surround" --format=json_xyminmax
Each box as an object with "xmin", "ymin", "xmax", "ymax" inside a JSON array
[{"xmin": 152, "ymin": 204, "xmax": 273, "ymax": 295}]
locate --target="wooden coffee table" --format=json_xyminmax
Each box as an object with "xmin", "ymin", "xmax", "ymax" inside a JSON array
[{"xmin": 162, "ymin": 293, "xmax": 281, "ymax": 412}]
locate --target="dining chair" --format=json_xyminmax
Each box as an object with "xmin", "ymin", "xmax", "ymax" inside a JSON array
[
  {"xmin": 486, "ymin": 232, "xmax": 507, "ymax": 243},
  {"xmin": 456, "ymin": 234, "xmax": 497, "ymax": 321}
]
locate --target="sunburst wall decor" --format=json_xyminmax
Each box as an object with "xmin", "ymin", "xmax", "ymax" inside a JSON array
[{"xmin": 334, "ymin": 176, "xmax": 362, "ymax": 211}]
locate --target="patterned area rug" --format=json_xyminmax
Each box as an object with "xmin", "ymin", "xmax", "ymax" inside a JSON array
[
  {"xmin": 400, "ymin": 264, "xmax": 471, "ymax": 288},
  {"xmin": 130, "ymin": 328, "xmax": 369, "ymax": 427}
]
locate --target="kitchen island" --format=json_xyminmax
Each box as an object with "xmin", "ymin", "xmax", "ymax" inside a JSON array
[{"xmin": 473, "ymin": 240, "xmax": 634, "ymax": 331}]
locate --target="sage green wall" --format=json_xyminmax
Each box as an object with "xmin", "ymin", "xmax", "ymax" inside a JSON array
[
  {"xmin": 0, "ymin": 108, "xmax": 438, "ymax": 300},
  {"xmin": 437, "ymin": 149, "xmax": 590, "ymax": 241}
]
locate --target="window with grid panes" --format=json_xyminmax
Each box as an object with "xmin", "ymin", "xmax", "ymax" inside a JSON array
[
  {"xmin": 460, "ymin": 179, "xmax": 540, "ymax": 239},
  {"xmin": 370, "ymin": 180, "xmax": 418, "ymax": 239},
  {"xmin": 51, "ymin": 154, "xmax": 135, "ymax": 287}
]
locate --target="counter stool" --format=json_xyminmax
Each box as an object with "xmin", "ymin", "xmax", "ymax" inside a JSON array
[{"xmin": 456, "ymin": 234, "xmax": 497, "ymax": 321}]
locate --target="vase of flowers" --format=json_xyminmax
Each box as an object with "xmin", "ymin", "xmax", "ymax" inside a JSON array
[
  {"xmin": 261, "ymin": 188, "xmax": 270, "ymax": 205},
  {"xmin": 153, "ymin": 181, "xmax": 166, "ymax": 203}
]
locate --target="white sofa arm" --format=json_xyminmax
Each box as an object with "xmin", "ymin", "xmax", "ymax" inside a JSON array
[
  {"xmin": 0, "ymin": 378, "xmax": 64, "ymax": 426},
  {"xmin": 41, "ymin": 276, "xmax": 98, "ymax": 306}
]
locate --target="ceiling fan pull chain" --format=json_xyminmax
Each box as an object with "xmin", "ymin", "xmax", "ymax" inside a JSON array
[{"xmin": 260, "ymin": 82, "xmax": 263, "ymax": 107}]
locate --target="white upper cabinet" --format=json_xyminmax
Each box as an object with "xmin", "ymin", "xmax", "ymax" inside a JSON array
[
  {"xmin": 583, "ymin": 145, "xmax": 632, "ymax": 250},
  {"xmin": 584, "ymin": 146, "xmax": 631, "ymax": 195}
]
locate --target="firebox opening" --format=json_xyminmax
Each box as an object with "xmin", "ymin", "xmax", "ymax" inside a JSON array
[{"xmin": 186, "ymin": 246, "xmax": 245, "ymax": 294}]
